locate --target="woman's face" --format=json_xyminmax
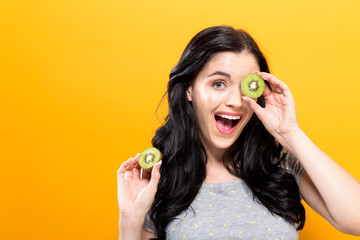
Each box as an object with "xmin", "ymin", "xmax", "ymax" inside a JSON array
[{"xmin": 187, "ymin": 51, "xmax": 260, "ymax": 152}]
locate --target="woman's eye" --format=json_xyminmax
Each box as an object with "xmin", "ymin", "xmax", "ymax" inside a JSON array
[{"xmin": 213, "ymin": 81, "xmax": 225, "ymax": 89}]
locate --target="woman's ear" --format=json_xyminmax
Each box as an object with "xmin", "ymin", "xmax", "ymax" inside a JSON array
[{"xmin": 186, "ymin": 86, "xmax": 193, "ymax": 101}]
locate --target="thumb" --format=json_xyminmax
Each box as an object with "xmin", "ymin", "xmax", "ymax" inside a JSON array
[
  {"xmin": 242, "ymin": 96, "xmax": 264, "ymax": 118},
  {"xmin": 148, "ymin": 160, "xmax": 162, "ymax": 194}
]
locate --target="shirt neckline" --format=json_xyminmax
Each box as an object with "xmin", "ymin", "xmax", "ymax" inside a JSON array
[{"xmin": 202, "ymin": 178, "xmax": 242, "ymax": 187}]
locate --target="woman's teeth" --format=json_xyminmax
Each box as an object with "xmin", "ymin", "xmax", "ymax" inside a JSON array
[
  {"xmin": 216, "ymin": 114, "xmax": 241, "ymax": 120},
  {"xmin": 214, "ymin": 113, "xmax": 242, "ymax": 133}
]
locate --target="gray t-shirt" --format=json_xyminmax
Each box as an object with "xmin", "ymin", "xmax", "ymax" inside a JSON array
[{"xmin": 144, "ymin": 153, "xmax": 304, "ymax": 240}]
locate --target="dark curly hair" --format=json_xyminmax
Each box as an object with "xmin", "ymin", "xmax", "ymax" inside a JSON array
[{"xmin": 150, "ymin": 25, "xmax": 305, "ymax": 239}]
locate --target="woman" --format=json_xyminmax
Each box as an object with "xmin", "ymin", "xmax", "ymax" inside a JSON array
[{"xmin": 117, "ymin": 26, "xmax": 360, "ymax": 240}]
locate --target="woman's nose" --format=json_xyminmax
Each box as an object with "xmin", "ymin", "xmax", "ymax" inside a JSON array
[{"xmin": 225, "ymin": 88, "xmax": 243, "ymax": 108}]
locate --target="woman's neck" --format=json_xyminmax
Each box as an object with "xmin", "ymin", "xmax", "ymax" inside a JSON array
[{"xmin": 203, "ymin": 146, "xmax": 239, "ymax": 183}]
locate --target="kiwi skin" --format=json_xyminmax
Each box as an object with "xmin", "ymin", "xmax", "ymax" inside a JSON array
[
  {"xmin": 241, "ymin": 73, "xmax": 265, "ymax": 98},
  {"xmin": 138, "ymin": 147, "xmax": 162, "ymax": 172}
]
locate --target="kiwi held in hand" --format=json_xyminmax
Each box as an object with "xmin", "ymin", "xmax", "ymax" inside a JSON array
[
  {"xmin": 138, "ymin": 147, "xmax": 162, "ymax": 172},
  {"xmin": 241, "ymin": 73, "xmax": 265, "ymax": 98}
]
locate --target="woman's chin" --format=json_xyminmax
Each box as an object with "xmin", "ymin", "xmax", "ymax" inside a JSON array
[{"xmin": 211, "ymin": 137, "xmax": 238, "ymax": 150}]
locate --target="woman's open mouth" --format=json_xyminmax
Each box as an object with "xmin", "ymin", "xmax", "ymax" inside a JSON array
[{"xmin": 214, "ymin": 113, "xmax": 242, "ymax": 135}]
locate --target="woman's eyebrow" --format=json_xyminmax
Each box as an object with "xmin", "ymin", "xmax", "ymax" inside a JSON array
[{"xmin": 207, "ymin": 71, "xmax": 232, "ymax": 79}]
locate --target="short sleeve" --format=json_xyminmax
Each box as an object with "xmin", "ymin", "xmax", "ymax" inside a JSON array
[
  {"xmin": 280, "ymin": 150, "xmax": 305, "ymax": 185},
  {"xmin": 143, "ymin": 211, "xmax": 157, "ymax": 235}
]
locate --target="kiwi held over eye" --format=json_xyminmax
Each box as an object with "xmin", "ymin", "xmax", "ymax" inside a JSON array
[
  {"xmin": 138, "ymin": 147, "xmax": 162, "ymax": 172},
  {"xmin": 241, "ymin": 73, "xmax": 265, "ymax": 98}
]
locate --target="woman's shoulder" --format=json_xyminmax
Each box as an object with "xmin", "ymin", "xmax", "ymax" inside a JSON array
[{"xmin": 280, "ymin": 150, "xmax": 305, "ymax": 184}]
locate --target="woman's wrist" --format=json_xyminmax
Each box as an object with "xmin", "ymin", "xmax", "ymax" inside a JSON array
[
  {"xmin": 119, "ymin": 212, "xmax": 145, "ymax": 240},
  {"xmin": 119, "ymin": 211, "xmax": 146, "ymax": 227},
  {"xmin": 277, "ymin": 127, "xmax": 304, "ymax": 155}
]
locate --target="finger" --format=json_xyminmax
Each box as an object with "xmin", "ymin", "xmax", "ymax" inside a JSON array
[
  {"xmin": 123, "ymin": 157, "xmax": 135, "ymax": 180},
  {"xmin": 258, "ymin": 72, "xmax": 282, "ymax": 87},
  {"xmin": 117, "ymin": 158, "xmax": 133, "ymax": 178},
  {"xmin": 142, "ymin": 168, "xmax": 151, "ymax": 180},
  {"xmin": 133, "ymin": 161, "xmax": 141, "ymax": 179},
  {"xmin": 124, "ymin": 167, "xmax": 133, "ymax": 180},
  {"xmin": 117, "ymin": 162, "xmax": 127, "ymax": 181},
  {"xmin": 131, "ymin": 153, "xmax": 143, "ymax": 179},
  {"xmin": 242, "ymin": 96, "xmax": 264, "ymax": 118},
  {"xmin": 131, "ymin": 153, "xmax": 141, "ymax": 164},
  {"xmin": 133, "ymin": 167, "xmax": 141, "ymax": 179},
  {"xmin": 262, "ymin": 81, "xmax": 272, "ymax": 98},
  {"xmin": 252, "ymin": 71, "xmax": 282, "ymax": 94},
  {"xmin": 257, "ymin": 72, "xmax": 290, "ymax": 96},
  {"xmin": 250, "ymin": 71, "xmax": 274, "ymax": 98},
  {"xmin": 127, "ymin": 154, "xmax": 138, "ymax": 171},
  {"xmin": 148, "ymin": 160, "xmax": 162, "ymax": 193}
]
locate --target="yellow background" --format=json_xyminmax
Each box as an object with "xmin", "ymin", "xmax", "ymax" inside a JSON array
[{"xmin": 1, "ymin": 0, "xmax": 360, "ymax": 239}]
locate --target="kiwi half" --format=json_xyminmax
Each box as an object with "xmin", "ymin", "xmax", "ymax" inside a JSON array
[
  {"xmin": 138, "ymin": 147, "xmax": 162, "ymax": 172},
  {"xmin": 241, "ymin": 73, "xmax": 265, "ymax": 98}
]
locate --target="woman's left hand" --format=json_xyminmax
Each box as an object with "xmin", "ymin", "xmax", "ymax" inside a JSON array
[{"xmin": 242, "ymin": 71, "xmax": 300, "ymax": 143}]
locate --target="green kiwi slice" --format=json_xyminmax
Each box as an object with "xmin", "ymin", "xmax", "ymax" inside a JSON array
[
  {"xmin": 241, "ymin": 73, "xmax": 265, "ymax": 98},
  {"xmin": 138, "ymin": 147, "xmax": 162, "ymax": 172}
]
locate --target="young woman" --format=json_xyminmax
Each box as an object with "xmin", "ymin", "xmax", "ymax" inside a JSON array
[{"xmin": 117, "ymin": 25, "xmax": 360, "ymax": 240}]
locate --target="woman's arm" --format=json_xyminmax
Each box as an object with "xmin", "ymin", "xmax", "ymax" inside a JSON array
[
  {"xmin": 119, "ymin": 213, "xmax": 144, "ymax": 240},
  {"xmin": 117, "ymin": 154, "xmax": 162, "ymax": 240},
  {"xmin": 118, "ymin": 214, "xmax": 158, "ymax": 240},
  {"xmin": 285, "ymin": 128, "xmax": 360, "ymax": 235},
  {"xmin": 243, "ymin": 71, "xmax": 360, "ymax": 235}
]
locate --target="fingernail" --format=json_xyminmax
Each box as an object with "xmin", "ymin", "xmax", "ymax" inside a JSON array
[{"xmin": 157, "ymin": 160, "xmax": 162, "ymax": 168}]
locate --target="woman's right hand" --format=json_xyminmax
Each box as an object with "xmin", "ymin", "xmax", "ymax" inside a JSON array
[{"xmin": 117, "ymin": 153, "xmax": 162, "ymax": 219}]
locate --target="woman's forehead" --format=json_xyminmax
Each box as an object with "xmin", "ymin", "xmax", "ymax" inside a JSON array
[{"xmin": 198, "ymin": 52, "xmax": 260, "ymax": 78}]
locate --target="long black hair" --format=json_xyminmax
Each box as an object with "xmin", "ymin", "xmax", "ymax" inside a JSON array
[{"xmin": 150, "ymin": 25, "xmax": 305, "ymax": 239}]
